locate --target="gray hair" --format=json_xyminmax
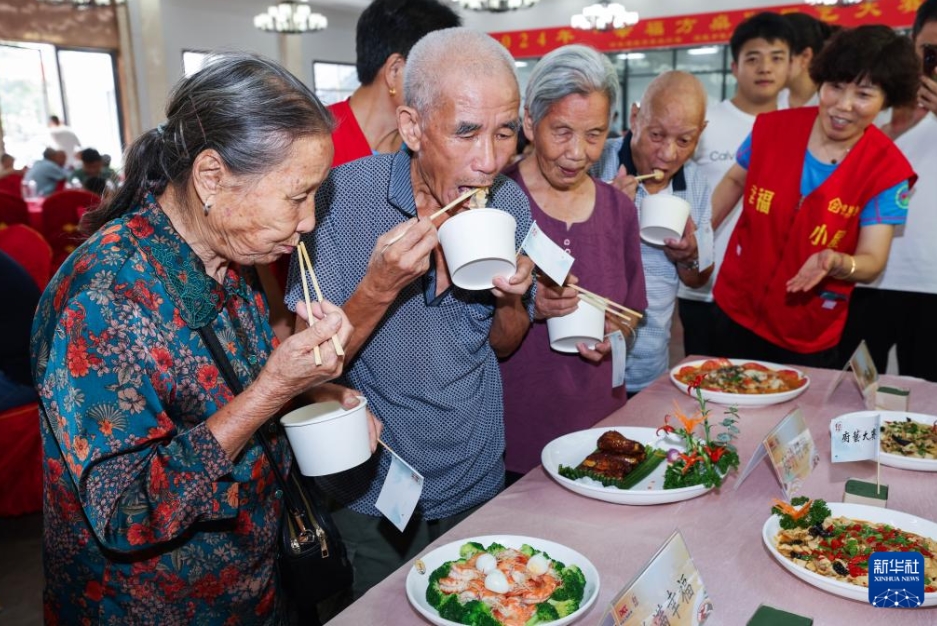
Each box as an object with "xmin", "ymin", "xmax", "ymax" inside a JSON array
[
  {"xmin": 404, "ymin": 27, "xmax": 518, "ymax": 116},
  {"xmin": 525, "ymin": 45, "xmax": 619, "ymax": 127},
  {"xmin": 83, "ymin": 51, "xmax": 334, "ymax": 234}
]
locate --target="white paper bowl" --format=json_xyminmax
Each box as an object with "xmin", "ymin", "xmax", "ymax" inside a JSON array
[
  {"xmin": 639, "ymin": 194, "xmax": 690, "ymax": 246},
  {"xmin": 280, "ymin": 399, "xmax": 371, "ymax": 476},
  {"xmin": 547, "ymin": 298, "xmax": 604, "ymax": 353},
  {"xmin": 437, "ymin": 208, "xmax": 517, "ymax": 290}
]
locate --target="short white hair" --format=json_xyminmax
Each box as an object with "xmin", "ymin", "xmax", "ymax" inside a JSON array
[
  {"xmin": 404, "ymin": 27, "xmax": 518, "ymax": 116},
  {"xmin": 525, "ymin": 45, "xmax": 619, "ymax": 127}
]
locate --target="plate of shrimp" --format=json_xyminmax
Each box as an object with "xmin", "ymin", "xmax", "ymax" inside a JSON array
[{"xmin": 406, "ymin": 535, "xmax": 600, "ymax": 626}]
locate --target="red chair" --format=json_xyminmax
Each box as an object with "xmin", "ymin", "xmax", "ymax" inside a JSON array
[
  {"xmin": 0, "ymin": 191, "xmax": 29, "ymax": 228},
  {"xmin": 0, "ymin": 403, "xmax": 42, "ymax": 517},
  {"xmin": 40, "ymin": 189, "xmax": 100, "ymax": 269},
  {"xmin": 0, "ymin": 224, "xmax": 53, "ymax": 290},
  {"xmin": 0, "ymin": 171, "xmax": 24, "ymax": 196}
]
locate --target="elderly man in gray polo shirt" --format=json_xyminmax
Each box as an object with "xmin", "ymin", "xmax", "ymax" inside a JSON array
[
  {"xmin": 285, "ymin": 27, "xmax": 534, "ymax": 600},
  {"xmin": 592, "ymin": 71, "xmax": 713, "ymax": 393}
]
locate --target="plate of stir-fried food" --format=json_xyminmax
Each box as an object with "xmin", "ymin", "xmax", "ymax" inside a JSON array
[
  {"xmin": 407, "ymin": 535, "xmax": 599, "ymax": 626},
  {"xmin": 670, "ymin": 358, "xmax": 809, "ymax": 406},
  {"xmin": 541, "ymin": 427, "xmax": 716, "ymax": 505},
  {"xmin": 878, "ymin": 412, "xmax": 937, "ymax": 471},
  {"xmin": 763, "ymin": 499, "xmax": 937, "ymax": 604}
]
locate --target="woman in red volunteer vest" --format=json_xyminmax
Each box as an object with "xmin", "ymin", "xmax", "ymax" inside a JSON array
[{"xmin": 708, "ymin": 26, "xmax": 920, "ymax": 367}]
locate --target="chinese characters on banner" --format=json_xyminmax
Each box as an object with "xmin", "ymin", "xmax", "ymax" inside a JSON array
[{"xmin": 490, "ymin": 0, "xmax": 921, "ymax": 57}]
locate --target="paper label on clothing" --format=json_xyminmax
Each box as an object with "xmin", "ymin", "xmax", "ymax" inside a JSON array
[
  {"xmin": 519, "ymin": 221, "xmax": 575, "ymax": 286},
  {"xmin": 375, "ymin": 448, "xmax": 424, "ymax": 532},
  {"xmin": 608, "ymin": 330, "xmax": 627, "ymax": 388},
  {"xmin": 696, "ymin": 222, "xmax": 714, "ymax": 271}
]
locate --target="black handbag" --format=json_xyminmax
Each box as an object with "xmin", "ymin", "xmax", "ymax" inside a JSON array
[{"xmin": 197, "ymin": 326, "xmax": 354, "ymax": 622}]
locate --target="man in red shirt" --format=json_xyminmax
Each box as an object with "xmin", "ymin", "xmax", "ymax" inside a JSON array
[{"xmin": 330, "ymin": 0, "xmax": 461, "ymax": 167}]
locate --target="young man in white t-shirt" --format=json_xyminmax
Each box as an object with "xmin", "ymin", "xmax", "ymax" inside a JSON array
[
  {"xmin": 676, "ymin": 12, "xmax": 794, "ymax": 358},
  {"xmin": 839, "ymin": 0, "xmax": 937, "ymax": 381}
]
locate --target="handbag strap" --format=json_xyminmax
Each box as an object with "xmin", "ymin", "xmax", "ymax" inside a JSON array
[{"xmin": 196, "ymin": 324, "xmax": 305, "ymax": 520}]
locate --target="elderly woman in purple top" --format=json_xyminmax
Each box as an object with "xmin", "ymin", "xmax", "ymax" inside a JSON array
[{"xmin": 500, "ymin": 44, "xmax": 647, "ymax": 479}]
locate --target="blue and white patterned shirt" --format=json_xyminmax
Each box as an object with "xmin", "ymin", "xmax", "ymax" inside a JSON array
[
  {"xmin": 593, "ymin": 134, "xmax": 713, "ymax": 390},
  {"xmin": 285, "ymin": 151, "xmax": 534, "ymax": 519}
]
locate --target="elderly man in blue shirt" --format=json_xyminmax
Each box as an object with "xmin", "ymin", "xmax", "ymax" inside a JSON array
[
  {"xmin": 24, "ymin": 148, "xmax": 68, "ymax": 196},
  {"xmin": 592, "ymin": 71, "xmax": 713, "ymax": 394},
  {"xmin": 285, "ymin": 27, "xmax": 535, "ymax": 600}
]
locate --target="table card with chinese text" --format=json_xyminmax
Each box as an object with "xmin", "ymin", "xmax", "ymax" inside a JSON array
[
  {"xmin": 599, "ymin": 530, "xmax": 713, "ymax": 626},
  {"xmin": 735, "ymin": 409, "xmax": 819, "ymax": 498},
  {"xmin": 830, "ymin": 412, "xmax": 881, "ymax": 462}
]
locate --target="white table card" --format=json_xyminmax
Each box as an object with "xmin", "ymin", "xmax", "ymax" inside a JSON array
[
  {"xmin": 374, "ymin": 445, "xmax": 424, "ymax": 532},
  {"xmin": 518, "ymin": 221, "xmax": 575, "ymax": 286},
  {"xmin": 599, "ymin": 530, "xmax": 713, "ymax": 626},
  {"xmin": 735, "ymin": 408, "xmax": 819, "ymax": 499}
]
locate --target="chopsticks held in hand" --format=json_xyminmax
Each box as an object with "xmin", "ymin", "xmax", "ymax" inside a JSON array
[
  {"xmin": 297, "ymin": 241, "xmax": 345, "ymax": 364},
  {"xmin": 568, "ymin": 283, "xmax": 643, "ymax": 328},
  {"xmin": 383, "ymin": 187, "xmax": 487, "ymax": 251}
]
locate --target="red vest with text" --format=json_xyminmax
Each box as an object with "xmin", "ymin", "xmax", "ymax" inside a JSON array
[{"xmin": 714, "ymin": 107, "xmax": 915, "ymax": 353}]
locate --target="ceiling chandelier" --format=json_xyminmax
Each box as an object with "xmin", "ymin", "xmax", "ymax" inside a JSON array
[
  {"xmin": 452, "ymin": 0, "xmax": 540, "ymax": 11},
  {"xmin": 571, "ymin": 2, "xmax": 639, "ymax": 31},
  {"xmin": 35, "ymin": 0, "xmax": 125, "ymax": 8},
  {"xmin": 254, "ymin": 0, "xmax": 327, "ymax": 34}
]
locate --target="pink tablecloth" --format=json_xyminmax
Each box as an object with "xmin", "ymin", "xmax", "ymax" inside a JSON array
[{"xmin": 330, "ymin": 362, "xmax": 937, "ymax": 625}]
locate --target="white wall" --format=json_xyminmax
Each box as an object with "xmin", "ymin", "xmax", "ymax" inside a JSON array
[{"xmin": 126, "ymin": 0, "xmax": 358, "ymax": 129}]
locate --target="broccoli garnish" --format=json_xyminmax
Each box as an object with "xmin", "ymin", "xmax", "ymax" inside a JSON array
[
  {"xmin": 486, "ymin": 542, "xmax": 508, "ymax": 555},
  {"xmin": 438, "ymin": 597, "xmax": 500, "ymax": 626},
  {"xmin": 525, "ymin": 602, "xmax": 560, "ymax": 625},
  {"xmin": 460, "ymin": 541, "xmax": 485, "ymax": 559},
  {"xmin": 549, "ymin": 565, "xmax": 585, "ymax": 603},
  {"xmin": 426, "ymin": 562, "xmax": 453, "ymax": 609},
  {"xmin": 547, "ymin": 598, "xmax": 579, "ymax": 618},
  {"xmin": 520, "ymin": 544, "xmax": 536, "ymax": 557}
]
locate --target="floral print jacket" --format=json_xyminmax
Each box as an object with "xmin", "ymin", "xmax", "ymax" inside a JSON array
[{"xmin": 31, "ymin": 195, "xmax": 290, "ymax": 625}]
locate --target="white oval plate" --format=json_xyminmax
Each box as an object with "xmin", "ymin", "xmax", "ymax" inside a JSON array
[
  {"xmin": 762, "ymin": 502, "xmax": 937, "ymax": 605},
  {"xmin": 406, "ymin": 534, "xmax": 600, "ymax": 626},
  {"xmin": 838, "ymin": 410, "xmax": 937, "ymax": 472},
  {"xmin": 670, "ymin": 358, "xmax": 810, "ymax": 407},
  {"xmin": 541, "ymin": 427, "xmax": 713, "ymax": 505}
]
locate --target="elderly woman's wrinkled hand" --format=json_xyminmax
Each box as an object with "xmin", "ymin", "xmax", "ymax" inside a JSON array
[
  {"xmin": 533, "ymin": 272, "xmax": 579, "ymax": 320},
  {"xmin": 492, "ymin": 254, "xmax": 535, "ymax": 300},
  {"xmin": 310, "ymin": 382, "xmax": 384, "ymax": 453},
  {"xmin": 261, "ymin": 300, "xmax": 352, "ymax": 401},
  {"xmin": 367, "ymin": 217, "xmax": 437, "ymax": 297},
  {"xmin": 576, "ymin": 319, "xmax": 617, "ymax": 363}
]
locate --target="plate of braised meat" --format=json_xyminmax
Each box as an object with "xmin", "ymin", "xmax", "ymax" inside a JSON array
[{"xmin": 541, "ymin": 428, "xmax": 715, "ymax": 505}]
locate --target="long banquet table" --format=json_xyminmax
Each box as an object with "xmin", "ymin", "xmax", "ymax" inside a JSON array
[{"xmin": 330, "ymin": 362, "xmax": 937, "ymax": 625}]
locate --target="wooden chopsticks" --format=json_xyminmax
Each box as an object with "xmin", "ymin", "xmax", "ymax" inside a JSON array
[
  {"xmin": 297, "ymin": 241, "xmax": 345, "ymax": 364},
  {"xmin": 568, "ymin": 283, "xmax": 643, "ymax": 328}
]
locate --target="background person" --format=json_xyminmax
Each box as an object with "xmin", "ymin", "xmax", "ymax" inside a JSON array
[
  {"xmin": 329, "ymin": 0, "xmax": 460, "ymax": 167},
  {"xmin": 47, "ymin": 115, "xmax": 81, "ymax": 168},
  {"xmin": 0, "ymin": 250, "xmax": 40, "ymax": 412},
  {"xmin": 709, "ymin": 26, "xmax": 919, "ymax": 367},
  {"xmin": 32, "ymin": 53, "xmax": 373, "ymax": 623},
  {"xmin": 778, "ymin": 13, "xmax": 834, "ymax": 109},
  {"xmin": 285, "ymin": 27, "xmax": 534, "ymax": 601},
  {"xmin": 592, "ymin": 71, "xmax": 712, "ymax": 395},
  {"xmin": 676, "ymin": 12, "xmax": 793, "ymax": 358},
  {"xmin": 24, "ymin": 148, "xmax": 68, "ymax": 196},
  {"xmin": 839, "ymin": 0, "xmax": 937, "ymax": 381},
  {"xmin": 499, "ymin": 45, "xmax": 647, "ymax": 478}
]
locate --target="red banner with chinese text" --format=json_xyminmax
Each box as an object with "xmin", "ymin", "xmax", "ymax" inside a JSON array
[{"xmin": 491, "ymin": 0, "xmax": 923, "ymax": 58}]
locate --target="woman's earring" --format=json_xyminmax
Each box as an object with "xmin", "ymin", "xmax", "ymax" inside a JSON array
[
  {"xmin": 389, "ymin": 87, "xmax": 397, "ymax": 96},
  {"xmin": 203, "ymin": 200, "xmax": 212, "ymax": 216}
]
